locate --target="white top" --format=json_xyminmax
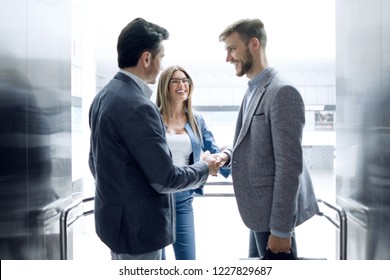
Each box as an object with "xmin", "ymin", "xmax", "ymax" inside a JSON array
[{"xmin": 166, "ymin": 133, "xmax": 192, "ymax": 166}]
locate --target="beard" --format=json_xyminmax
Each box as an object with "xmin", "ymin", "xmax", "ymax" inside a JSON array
[{"xmin": 236, "ymin": 48, "xmax": 253, "ymax": 77}]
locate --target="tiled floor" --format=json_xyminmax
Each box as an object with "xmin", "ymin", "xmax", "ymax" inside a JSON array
[{"xmin": 72, "ymin": 169, "xmax": 337, "ymax": 260}]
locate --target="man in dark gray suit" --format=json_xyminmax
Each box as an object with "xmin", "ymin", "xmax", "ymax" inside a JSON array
[
  {"xmin": 88, "ymin": 18, "xmax": 218, "ymax": 260},
  {"xmin": 215, "ymin": 18, "xmax": 319, "ymax": 259}
]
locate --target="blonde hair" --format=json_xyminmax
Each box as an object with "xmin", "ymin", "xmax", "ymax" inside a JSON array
[{"xmin": 156, "ymin": 65, "xmax": 201, "ymax": 140}]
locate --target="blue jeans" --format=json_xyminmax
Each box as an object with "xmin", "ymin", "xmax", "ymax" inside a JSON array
[
  {"xmin": 248, "ymin": 230, "xmax": 298, "ymax": 258},
  {"xmin": 163, "ymin": 191, "xmax": 195, "ymax": 260}
]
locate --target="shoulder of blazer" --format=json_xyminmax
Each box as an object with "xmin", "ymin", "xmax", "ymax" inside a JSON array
[
  {"xmin": 262, "ymin": 67, "xmax": 279, "ymax": 89},
  {"xmin": 193, "ymin": 112, "xmax": 205, "ymax": 127},
  {"xmin": 113, "ymin": 72, "xmax": 139, "ymax": 89}
]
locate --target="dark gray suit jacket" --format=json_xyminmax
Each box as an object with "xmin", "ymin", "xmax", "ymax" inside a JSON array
[
  {"xmin": 89, "ymin": 72, "xmax": 209, "ymax": 254},
  {"xmin": 227, "ymin": 68, "xmax": 319, "ymax": 234}
]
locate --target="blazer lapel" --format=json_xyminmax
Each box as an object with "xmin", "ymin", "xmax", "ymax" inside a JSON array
[
  {"xmin": 234, "ymin": 68, "xmax": 278, "ymax": 149},
  {"xmin": 233, "ymin": 102, "xmax": 245, "ymax": 145}
]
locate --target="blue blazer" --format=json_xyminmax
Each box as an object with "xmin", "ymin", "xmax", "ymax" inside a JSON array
[
  {"xmin": 88, "ymin": 72, "xmax": 209, "ymax": 254},
  {"xmin": 184, "ymin": 113, "xmax": 230, "ymax": 196}
]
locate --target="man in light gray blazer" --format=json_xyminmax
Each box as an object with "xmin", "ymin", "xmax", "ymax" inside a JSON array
[{"xmin": 216, "ymin": 18, "xmax": 319, "ymax": 259}]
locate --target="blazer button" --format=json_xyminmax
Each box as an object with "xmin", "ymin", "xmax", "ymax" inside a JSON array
[{"xmin": 232, "ymin": 160, "xmax": 238, "ymax": 164}]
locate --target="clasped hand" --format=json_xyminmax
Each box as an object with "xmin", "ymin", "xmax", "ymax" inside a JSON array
[{"xmin": 201, "ymin": 151, "xmax": 229, "ymax": 176}]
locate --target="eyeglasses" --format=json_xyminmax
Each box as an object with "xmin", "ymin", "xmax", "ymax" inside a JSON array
[{"xmin": 169, "ymin": 78, "xmax": 191, "ymax": 86}]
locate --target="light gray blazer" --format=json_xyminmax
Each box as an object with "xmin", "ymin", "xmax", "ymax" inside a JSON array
[{"xmin": 227, "ymin": 67, "xmax": 319, "ymax": 234}]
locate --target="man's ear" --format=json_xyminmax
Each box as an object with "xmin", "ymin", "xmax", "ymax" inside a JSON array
[
  {"xmin": 141, "ymin": 51, "xmax": 152, "ymax": 67},
  {"xmin": 250, "ymin": 37, "xmax": 260, "ymax": 51}
]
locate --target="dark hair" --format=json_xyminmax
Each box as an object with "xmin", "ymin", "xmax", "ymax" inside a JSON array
[
  {"xmin": 219, "ymin": 18, "xmax": 267, "ymax": 49},
  {"xmin": 117, "ymin": 18, "xmax": 169, "ymax": 68}
]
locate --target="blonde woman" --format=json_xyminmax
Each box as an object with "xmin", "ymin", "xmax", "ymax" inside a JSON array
[{"xmin": 156, "ymin": 65, "xmax": 230, "ymax": 259}]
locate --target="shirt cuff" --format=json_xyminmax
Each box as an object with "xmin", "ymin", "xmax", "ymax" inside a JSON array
[
  {"xmin": 222, "ymin": 149, "xmax": 232, "ymax": 167},
  {"xmin": 270, "ymin": 229, "xmax": 294, "ymax": 238}
]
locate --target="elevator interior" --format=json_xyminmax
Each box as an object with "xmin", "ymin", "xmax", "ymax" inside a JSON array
[
  {"xmin": 0, "ymin": 0, "xmax": 73, "ymax": 259},
  {"xmin": 1, "ymin": 0, "xmax": 390, "ymax": 260}
]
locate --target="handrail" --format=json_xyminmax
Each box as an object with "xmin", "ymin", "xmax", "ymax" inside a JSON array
[
  {"xmin": 197, "ymin": 194, "xmax": 347, "ymax": 259},
  {"xmin": 59, "ymin": 196, "xmax": 94, "ymax": 260},
  {"xmin": 58, "ymin": 190, "xmax": 347, "ymax": 260},
  {"xmin": 203, "ymin": 193, "xmax": 235, "ymax": 197},
  {"xmin": 201, "ymin": 195, "xmax": 347, "ymax": 260},
  {"xmin": 316, "ymin": 198, "xmax": 347, "ymax": 260}
]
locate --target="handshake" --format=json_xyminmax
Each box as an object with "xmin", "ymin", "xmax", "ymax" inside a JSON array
[{"xmin": 201, "ymin": 151, "xmax": 230, "ymax": 176}]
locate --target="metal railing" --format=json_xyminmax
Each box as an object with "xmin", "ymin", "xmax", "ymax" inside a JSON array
[
  {"xmin": 316, "ymin": 198, "xmax": 348, "ymax": 260},
  {"xmin": 59, "ymin": 192, "xmax": 347, "ymax": 260},
  {"xmin": 59, "ymin": 196, "xmax": 94, "ymax": 260}
]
